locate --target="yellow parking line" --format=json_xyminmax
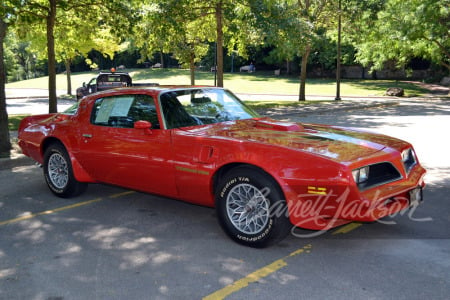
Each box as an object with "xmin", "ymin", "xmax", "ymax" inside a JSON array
[
  {"xmin": 204, "ymin": 221, "xmax": 362, "ymax": 300},
  {"xmin": 0, "ymin": 191, "xmax": 135, "ymax": 227},
  {"xmin": 203, "ymin": 244, "xmax": 312, "ymax": 300},
  {"xmin": 109, "ymin": 191, "xmax": 135, "ymax": 198},
  {"xmin": 0, "ymin": 198, "xmax": 103, "ymax": 226},
  {"xmin": 332, "ymin": 222, "xmax": 363, "ymax": 235}
]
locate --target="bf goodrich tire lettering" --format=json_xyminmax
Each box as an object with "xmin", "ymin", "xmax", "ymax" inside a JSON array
[{"xmin": 216, "ymin": 166, "xmax": 291, "ymax": 248}]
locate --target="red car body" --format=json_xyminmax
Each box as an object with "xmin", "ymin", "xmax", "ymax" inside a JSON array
[{"xmin": 18, "ymin": 87, "xmax": 426, "ymax": 247}]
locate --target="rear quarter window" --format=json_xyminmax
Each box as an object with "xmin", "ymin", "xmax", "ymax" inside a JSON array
[{"xmin": 91, "ymin": 94, "xmax": 160, "ymax": 129}]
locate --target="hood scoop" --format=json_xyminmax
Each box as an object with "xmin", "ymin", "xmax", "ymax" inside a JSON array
[{"xmin": 254, "ymin": 119, "xmax": 304, "ymax": 132}]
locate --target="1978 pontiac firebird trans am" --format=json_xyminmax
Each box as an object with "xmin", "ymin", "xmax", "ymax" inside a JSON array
[{"xmin": 18, "ymin": 86, "xmax": 426, "ymax": 247}]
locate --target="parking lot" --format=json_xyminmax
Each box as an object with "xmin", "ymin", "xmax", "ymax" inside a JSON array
[{"xmin": 1, "ymin": 98, "xmax": 449, "ymax": 300}]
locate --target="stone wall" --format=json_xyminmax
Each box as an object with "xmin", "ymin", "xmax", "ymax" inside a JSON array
[{"xmin": 339, "ymin": 65, "xmax": 434, "ymax": 80}]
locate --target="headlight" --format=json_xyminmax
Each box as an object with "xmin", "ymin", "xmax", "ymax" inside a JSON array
[
  {"xmin": 402, "ymin": 149, "xmax": 411, "ymax": 162},
  {"xmin": 352, "ymin": 166, "xmax": 370, "ymax": 184},
  {"xmin": 401, "ymin": 148, "xmax": 417, "ymax": 173},
  {"xmin": 359, "ymin": 166, "xmax": 369, "ymax": 182}
]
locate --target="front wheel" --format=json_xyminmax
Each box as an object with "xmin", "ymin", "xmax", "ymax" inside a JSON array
[
  {"xmin": 215, "ymin": 166, "xmax": 291, "ymax": 248},
  {"xmin": 43, "ymin": 143, "xmax": 87, "ymax": 198}
]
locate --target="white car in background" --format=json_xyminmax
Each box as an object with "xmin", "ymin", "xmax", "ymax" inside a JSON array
[{"xmin": 240, "ymin": 65, "xmax": 255, "ymax": 72}]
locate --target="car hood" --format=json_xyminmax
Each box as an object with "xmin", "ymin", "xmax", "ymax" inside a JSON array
[{"xmin": 182, "ymin": 118, "xmax": 407, "ymax": 163}]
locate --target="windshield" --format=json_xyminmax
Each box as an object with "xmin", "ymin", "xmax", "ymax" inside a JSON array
[
  {"xmin": 159, "ymin": 88, "xmax": 259, "ymax": 129},
  {"xmin": 63, "ymin": 102, "xmax": 80, "ymax": 115}
]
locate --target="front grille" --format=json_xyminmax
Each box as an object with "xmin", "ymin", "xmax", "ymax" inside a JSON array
[{"xmin": 358, "ymin": 162, "xmax": 402, "ymax": 190}]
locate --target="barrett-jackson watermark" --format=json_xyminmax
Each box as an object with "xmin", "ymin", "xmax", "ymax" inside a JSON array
[{"xmin": 267, "ymin": 187, "xmax": 432, "ymax": 238}]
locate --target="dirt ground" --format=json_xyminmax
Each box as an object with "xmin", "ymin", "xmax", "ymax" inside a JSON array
[{"xmin": 405, "ymin": 80, "xmax": 449, "ymax": 95}]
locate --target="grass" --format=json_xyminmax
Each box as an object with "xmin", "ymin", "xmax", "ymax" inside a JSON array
[
  {"xmin": 4, "ymin": 69, "xmax": 436, "ymax": 132},
  {"xmin": 8, "ymin": 114, "xmax": 29, "ymax": 131},
  {"xmin": 243, "ymin": 100, "xmax": 333, "ymax": 110},
  {"xmin": 5, "ymin": 68, "xmax": 431, "ymax": 98}
]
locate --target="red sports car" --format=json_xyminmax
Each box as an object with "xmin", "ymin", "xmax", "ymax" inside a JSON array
[{"xmin": 18, "ymin": 86, "xmax": 426, "ymax": 247}]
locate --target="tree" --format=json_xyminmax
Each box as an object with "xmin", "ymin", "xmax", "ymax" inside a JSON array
[
  {"xmin": 44, "ymin": 0, "xmax": 57, "ymax": 113},
  {"xmin": 16, "ymin": 0, "xmax": 135, "ymax": 113},
  {"xmin": 136, "ymin": 1, "xmax": 215, "ymax": 85},
  {"xmin": 26, "ymin": 12, "xmax": 124, "ymax": 95},
  {"xmin": 12, "ymin": 0, "xmax": 64, "ymax": 113},
  {"xmin": 354, "ymin": 0, "xmax": 450, "ymax": 74},
  {"xmin": 0, "ymin": 18, "xmax": 11, "ymax": 157},
  {"xmin": 171, "ymin": 18, "xmax": 214, "ymax": 85},
  {"xmin": 137, "ymin": 0, "xmax": 259, "ymax": 87},
  {"xmin": 294, "ymin": 0, "xmax": 335, "ymax": 100},
  {"xmin": 0, "ymin": 1, "xmax": 22, "ymax": 157},
  {"xmin": 250, "ymin": 0, "xmax": 334, "ymax": 100}
]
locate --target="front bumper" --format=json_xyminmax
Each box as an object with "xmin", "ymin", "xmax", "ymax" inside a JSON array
[
  {"xmin": 352, "ymin": 163, "xmax": 426, "ymax": 222},
  {"xmin": 285, "ymin": 163, "xmax": 426, "ymax": 230}
]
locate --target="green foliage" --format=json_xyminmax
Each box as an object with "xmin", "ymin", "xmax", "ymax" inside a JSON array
[
  {"xmin": 134, "ymin": 0, "xmax": 265, "ymax": 85},
  {"xmin": 22, "ymin": 1, "xmax": 131, "ymax": 65},
  {"xmin": 135, "ymin": 1, "xmax": 213, "ymax": 61},
  {"xmin": 248, "ymin": 1, "xmax": 308, "ymax": 64},
  {"xmin": 8, "ymin": 114, "xmax": 28, "ymax": 131},
  {"xmin": 353, "ymin": 0, "xmax": 450, "ymax": 73},
  {"xmin": 4, "ymin": 32, "xmax": 24, "ymax": 81}
]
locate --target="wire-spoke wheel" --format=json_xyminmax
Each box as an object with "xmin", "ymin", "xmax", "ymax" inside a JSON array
[
  {"xmin": 47, "ymin": 152, "xmax": 69, "ymax": 189},
  {"xmin": 43, "ymin": 143, "xmax": 87, "ymax": 198},
  {"xmin": 226, "ymin": 183, "xmax": 270, "ymax": 235},
  {"xmin": 216, "ymin": 166, "xmax": 291, "ymax": 248}
]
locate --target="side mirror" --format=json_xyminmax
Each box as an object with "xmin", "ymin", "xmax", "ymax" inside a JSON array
[
  {"xmin": 82, "ymin": 82, "xmax": 86, "ymax": 87},
  {"xmin": 134, "ymin": 120, "xmax": 152, "ymax": 134}
]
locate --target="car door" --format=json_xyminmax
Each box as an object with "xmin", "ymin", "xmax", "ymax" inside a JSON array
[
  {"xmin": 158, "ymin": 89, "xmax": 219, "ymax": 206},
  {"xmin": 76, "ymin": 93, "xmax": 177, "ymax": 197},
  {"xmin": 87, "ymin": 77, "xmax": 97, "ymax": 94}
]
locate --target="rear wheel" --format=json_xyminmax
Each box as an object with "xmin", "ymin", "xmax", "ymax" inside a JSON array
[
  {"xmin": 43, "ymin": 143, "xmax": 87, "ymax": 198},
  {"xmin": 215, "ymin": 166, "xmax": 291, "ymax": 248}
]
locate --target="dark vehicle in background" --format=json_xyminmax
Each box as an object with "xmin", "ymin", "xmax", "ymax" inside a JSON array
[{"xmin": 76, "ymin": 70, "xmax": 158, "ymax": 100}]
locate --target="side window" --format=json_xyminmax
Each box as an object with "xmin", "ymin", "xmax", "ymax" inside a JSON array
[
  {"xmin": 160, "ymin": 93, "xmax": 201, "ymax": 129},
  {"xmin": 91, "ymin": 94, "xmax": 160, "ymax": 129}
]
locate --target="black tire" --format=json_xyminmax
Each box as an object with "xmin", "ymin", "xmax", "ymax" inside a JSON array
[
  {"xmin": 43, "ymin": 143, "xmax": 87, "ymax": 198},
  {"xmin": 215, "ymin": 166, "xmax": 291, "ymax": 248}
]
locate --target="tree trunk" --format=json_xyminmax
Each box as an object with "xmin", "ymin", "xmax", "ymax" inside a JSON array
[
  {"xmin": 159, "ymin": 51, "xmax": 164, "ymax": 67},
  {"xmin": 0, "ymin": 19, "xmax": 11, "ymax": 157},
  {"xmin": 189, "ymin": 51, "xmax": 195, "ymax": 85},
  {"xmin": 299, "ymin": 44, "xmax": 311, "ymax": 101},
  {"xmin": 47, "ymin": 0, "xmax": 58, "ymax": 113},
  {"xmin": 215, "ymin": 1, "xmax": 224, "ymax": 87},
  {"xmin": 65, "ymin": 59, "xmax": 72, "ymax": 95}
]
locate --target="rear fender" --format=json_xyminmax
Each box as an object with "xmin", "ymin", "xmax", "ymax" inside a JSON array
[
  {"xmin": 69, "ymin": 153, "xmax": 97, "ymax": 183},
  {"xmin": 42, "ymin": 138, "xmax": 97, "ymax": 183}
]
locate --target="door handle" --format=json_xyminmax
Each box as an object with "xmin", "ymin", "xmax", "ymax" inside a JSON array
[{"xmin": 82, "ymin": 134, "xmax": 92, "ymax": 138}]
